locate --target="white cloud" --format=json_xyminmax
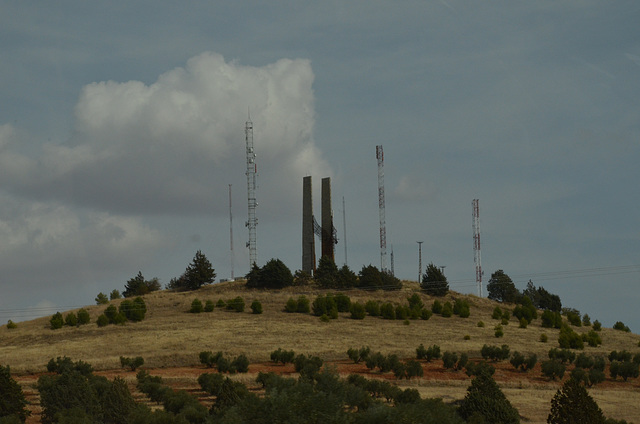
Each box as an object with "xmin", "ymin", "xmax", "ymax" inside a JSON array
[{"xmin": 1, "ymin": 52, "xmax": 330, "ymax": 218}]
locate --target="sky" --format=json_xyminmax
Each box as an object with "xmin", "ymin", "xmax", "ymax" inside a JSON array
[{"xmin": 1, "ymin": 1, "xmax": 639, "ymax": 331}]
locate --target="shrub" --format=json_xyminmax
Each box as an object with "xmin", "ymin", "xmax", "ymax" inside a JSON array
[
  {"xmin": 494, "ymin": 325, "xmax": 504, "ymax": 338},
  {"xmin": 231, "ymin": 354, "xmax": 250, "ymax": 373},
  {"xmin": 120, "ymin": 356, "xmax": 144, "ymax": 371},
  {"xmin": 566, "ymin": 311, "xmax": 582, "ymax": 327},
  {"xmin": 199, "ymin": 351, "xmax": 223, "ymax": 368},
  {"xmin": 583, "ymin": 330, "xmax": 602, "ymax": 347},
  {"xmin": 592, "ymin": 320, "xmax": 602, "ymax": 331},
  {"xmin": 226, "ymin": 296, "xmax": 245, "ymax": 312},
  {"xmin": 421, "ymin": 344, "xmax": 441, "ymax": 362},
  {"xmin": 610, "ymin": 361, "xmax": 640, "ymax": 381},
  {"xmin": 442, "ymin": 351, "xmax": 458, "ymax": 369},
  {"xmin": 404, "ymin": 360, "xmax": 423, "ymax": 378},
  {"xmin": 540, "ymin": 333, "xmax": 548, "ymax": 343},
  {"xmin": 558, "ymin": 324, "xmax": 584, "ymax": 350},
  {"xmin": 77, "ymin": 309, "xmax": 90, "ymax": 325},
  {"xmin": 110, "ymin": 289, "xmax": 122, "ymax": 300},
  {"xmin": 312, "ymin": 294, "xmax": 337, "ymax": 317},
  {"xmin": 441, "ymin": 302, "xmax": 453, "ymax": 318},
  {"xmin": 334, "ymin": 293, "xmax": 351, "ymax": 312},
  {"xmin": 6, "ymin": 320, "xmax": 17, "ymax": 329},
  {"xmin": 113, "ymin": 312, "xmax": 127, "ymax": 325},
  {"xmin": 457, "ymin": 353, "xmax": 469, "ymax": 370},
  {"xmin": 364, "ymin": 300, "xmax": 380, "ymax": 316},
  {"xmin": 420, "ymin": 309, "xmax": 432, "ymax": 320},
  {"xmin": 380, "ymin": 302, "xmax": 396, "ymax": 320},
  {"xmin": 464, "ymin": 334, "xmax": 471, "ymax": 340},
  {"xmin": 297, "ymin": 296, "xmax": 310, "ymax": 313},
  {"xmin": 96, "ymin": 314, "xmax": 109, "ymax": 327},
  {"xmin": 190, "ymin": 298, "xmax": 204, "ymax": 313},
  {"xmin": 350, "ymin": 302, "xmax": 366, "ymax": 320},
  {"xmin": 541, "ymin": 360, "xmax": 566, "ymax": 380},
  {"xmin": 510, "ymin": 352, "xmax": 537, "ymax": 372},
  {"xmin": 250, "ymin": 300, "xmax": 263, "ymax": 314},
  {"xmin": 395, "ymin": 304, "xmax": 409, "ymax": 320},
  {"xmin": 465, "ymin": 361, "xmax": 496, "ymax": 377},
  {"xmin": 613, "ymin": 321, "xmax": 631, "ymax": 332},
  {"xmin": 582, "ymin": 314, "xmax": 591, "ymax": 327},
  {"xmin": 204, "ymin": 300, "xmax": 215, "ymax": 312},
  {"xmin": 481, "ymin": 344, "xmax": 510, "ymax": 362},
  {"xmin": 270, "ymin": 348, "xmax": 296, "ymax": 364},
  {"xmin": 519, "ymin": 317, "xmax": 528, "ymax": 328},
  {"xmin": 50, "ymin": 312, "xmax": 64, "ymax": 330},
  {"xmin": 542, "ymin": 310, "xmax": 563, "ymax": 328},
  {"xmin": 549, "ymin": 348, "xmax": 576, "ymax": 364},
  {"xmin": 492, "ymin": 306, "xmax": 503, "ymax": 320},
  {"xmin": 453, "ymin": 299, "xmax": 470, "ymax": 317},
  {"xmin": 431, "ymin": 300, "xmax": 443, "ymax": 314},
  {"xmin": 104, "ymin": 304, "xmax": 118, "ymax": 323},
  {"xmin": 347, "ymin": 346, "xmax": 370, "ymax": 364},
  {"xmin": 320, "ymin": 314, "xmax": 330, "ymax": 322},
  {"xmin": 65, "ymin": 312, "xmax": 78, "ymax": 327},
  {"xmin": 216, "ymin": 299, "xmax": 226, "ymax": 308},
  {"xmin": 293, "ymin": 354, "xmax": 323, "ymax": 379},
  {"xmin": 284, "ymin": 297, "xmax": 298, "ymax": 313},
  {"xmin": 407, "ymin": 293, "xmax": 424, "ymax": 310},
  {"xmin": 477, "ymin": 320, "xmax": 485, "ymax": 327}
]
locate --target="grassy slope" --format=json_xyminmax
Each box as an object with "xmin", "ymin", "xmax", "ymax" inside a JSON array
[{"xmin": 2, "ymin": 280, "xmax": 640, "ymax": 423}]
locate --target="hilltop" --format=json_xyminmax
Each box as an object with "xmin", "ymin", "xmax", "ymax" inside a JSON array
[{"xmin": 1, "ymin": 280, "xmax": 640, "ymax": 423}]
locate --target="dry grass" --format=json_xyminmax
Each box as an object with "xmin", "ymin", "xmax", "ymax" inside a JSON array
[{"xmin": 2, "ymin": 280, "xmax": 640, "ymax": 423}]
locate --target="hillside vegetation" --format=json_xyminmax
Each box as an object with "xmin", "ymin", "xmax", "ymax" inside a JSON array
[{"xmin": 2, "ymin": 280, "xmax": 640, "ymax": 423}]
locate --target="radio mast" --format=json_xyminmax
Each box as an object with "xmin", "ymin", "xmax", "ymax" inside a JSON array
[
  {"xmin": 228, "ymin": 184, "xmax": 234, "ymax": 281},
  {"xmin": 245, "ymin": 116, "xmax": 258, "ymax": 268},
  {"xmin": 472, "ymin": 199, "xmax": 482, "ymax": 296},
  {"xmin": 376, "ymin": 145, "xmax": 387, "ymax": 272}
]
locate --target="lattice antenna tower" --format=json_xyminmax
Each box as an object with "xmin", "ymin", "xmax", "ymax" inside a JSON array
[
  {"xmin": 228, "ymin": 184, "xmax": 234, "ymax": 281},
  {"xmin": 376, "ymin": 145, "xmax": 387, "ymax": 272},
  {"xmin": 245, "ymin": 116, "xmax": 258, "ymax": 268},
  {"xmin": 472, "ymin": 199, "xmax": 482, "ymax": 296}
]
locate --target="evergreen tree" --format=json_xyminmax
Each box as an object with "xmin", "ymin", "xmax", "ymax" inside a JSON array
[
  {"xmin": 421, "ymin": 263, "xmax": 448, "ymax": 296},
  {"xmin": 0, "ymin": 365, "xmax": 30, "ymax": 422},
  {"xmin": 314, "ymin": 256, "xmax": 339, "ymax": 288},
  {"xmin": 458, "ymin": 373, "xmax": 520, "ymax": 424},
  {"xmin": 548, "ymin": 378, "xmax": 605, "ymax": 424},
  {"xmin": 358, "ymin": 264, "xmax": 383, "ymax": 289},
  {"xmin": 487, "ymin": 270, "xmax": 519, "ymax": 303}
]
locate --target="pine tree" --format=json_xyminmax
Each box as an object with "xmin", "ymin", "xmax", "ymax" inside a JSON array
[{"xmin": 548, "ymin": 378, "xmax": 605, "ymax": 424}]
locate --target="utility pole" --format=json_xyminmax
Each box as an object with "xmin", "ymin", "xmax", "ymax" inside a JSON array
[
  {"xmin": 472, "ymin": 199, "xmax": 482, "ymax": 297},
  {"xmin": 376, "ymin": 145, "xmax": 387, "ymax": 272}
]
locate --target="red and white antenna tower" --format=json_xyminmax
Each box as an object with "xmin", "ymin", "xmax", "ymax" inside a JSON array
[
  {"xmin": 472, "ymin": 199, "xmax": 483, "ymax": 296},
  {"xmin": 376, "ymin": 145, "xmax": 387, "ymax": 272}
]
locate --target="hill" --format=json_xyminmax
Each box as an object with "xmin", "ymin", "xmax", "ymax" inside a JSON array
[{"xmin": 2, "ymin": 280, "xmax": 640, "ymax": 423}]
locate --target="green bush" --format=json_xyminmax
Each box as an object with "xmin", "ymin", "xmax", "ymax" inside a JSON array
[
  {"xmin": 104, "ymin": 304, "xmax": 118, "ymax": 323},
  {"xmin": 350, "ymin": 302, "xmax": 366, "ymax": 320},
  {"xmin": 592, "ymin": 320, "xmax": 602, "ymax": 331},
  {"xmin": 347, "ymin": 346, "xmax": 370, "ymax": 364},
  {"xmin": 610, "ymin": 361, "xmax": 639, "ymax": 381},
  {"xmin": 548, "ymin": 348, "xmax": 576, "ymax": 364},
  {"xmin": 453, "ymin": 299, "xmax": 470, "ymax": 317},
  {"xmin": 110, "ymin": 289, "xmax": 122, "ymax": 300},
  {"xmin": 297, "ymin": 295, "xmax": 310, "ymax": 313},
  {"xmin": 364, "ymin": 300, "xmax": 380, "ymax": 316},
  {"xmin": 334, "ymin": 293, "xmax": 351, "ymax": 312},
  {"xmin": 270, "ymin": 348, "xmax": 296, "ymax": 364},
  {"xmin": 65, "ymin": 312, "xmax": 78, "ymax": 327},
  {"xmin": 566, "ymin": 311, "xmax": 582, "ymax": 327},
  {"xmin": 120, "ymin": 356, "xmax": 144, "ymax": 371},
  {"xmin": 199, "ymin": 351, "xmax": 223, "ymax": 368},
  {"xmin": 77, "ymin": 309, "xmax": 90, "ymax": 325},
  {"xmin": 458, "ymin": 373, "xmax": 520, "ymax": 424},
  {"xmin": 250, "ymin": 300, "xmax": 263, "ymax": 314},
  {"xmin": 542, "ymin": 310, "xmax": 563, "ymax": 328},
  {"xmin": 541, "ymin": 360, "xmax": 566, "ymax": 380},
  {"xmin": 464, "ymin": 334, "xmax": 471, "ymax": 340},
  {"xmin": 492, "ymin": 306, "xmax": 503, "ymax": 320},
  {"xmin": 494, "ymin": 324, "xmax": 504, "ymax": 338},
  {"xmin": 284, "ymin": 297, "xmax": 298, "ymax": 313},
  {"xmin": 395, "ymin": 304, "xmax": 409, "ymax": 320},
  {"xmin": 477, "ymin": 320, "xmax": 485, "ymax": 327},
  {"xmin": 50, "ymin": 312, "xmax": 64, "ymax": 330},
  {"xmin": 583, "ymin": 330, "xmax": 602, "ymax": 347},
  {"xmin": 441, "ymin": 302, "xmax": 453, "ymax": 318},
  {"xmin": 96, "ymin": 314, "xmax": 109, "ymax": 327},
  {"xmin": 190, "ymin": 298, "xmax": 204, "ymax": 313},
  {"xmin": 380, "ymin": 302, "xmax": 396, "ymax": 320},
  {"xmin": 204, "ymin": 300, "xmax": 215, "ymax": 312},
  {"xmin": 407, "ymin": 294, "xmax": 424, "ymax": 311},
  {"xmin": 293, "ymin": 354, "xmax": 323, "ymax": 379},
  {"xmin": 582, "ymin": 314, "xmax": 591, "ymax": 327},
  {"xmin": 6, "ymin": 320, "xmax": 17, "ymax": 329},
  {"xmin": 558, "ymin": 324, "xmax": 584, "ymax": 350},
  {"xmin": 540, "ymin": 333, "xmax": 548, "ymax": 343},
  {"xmin": 431, "ymin": 300, "xmax": 443, "ymax": 314},
  {"xmin": 416, "ymin": 344, "xmax": 441, "ymax": 362},
  {"xmin": 465, "ymin": 361, "xmax": 496, "ymax": 377},
  {"xmin": 518, "ymin": 317, "xmax": 528, "ymax": 328},
  {"xmin": 404, "ymin": 360, "xmax": 424, "ymax": 379},
  {"xmin": 420, "ymin": 308, "xmax": 432, "ymax": 320},
  {"xmin": 442, "ymin": 351, "xmax": 458, "ymax": 369},
  {"xmin": 231, "ymin": 354, "xmax": 250, "ymax": 373},
  {"xmin": 226, "ymin": 296, "xmax": 245, "ymax": 312},
  {"xmin": 216, "ymin": 299, "xmax": 226, "ymax": 308},
  {"xmin": 312, "ymin": 294, "xmax": 338, "ymax": 317},
  {"xmin": 510, "ymin": 352, "xmax": 537, "ymax": 372},
  {"xmin": 481, "ymin": 344, "xmax": 510, "ymax": 362},
  {"xmin": 613, "ymin": 321, "xmax": 631, "ymax": 332}
]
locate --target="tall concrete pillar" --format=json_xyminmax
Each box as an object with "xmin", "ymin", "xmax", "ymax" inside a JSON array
[
  {"xmin": 321, "ymin": 177, "xmax": 335, "ymax": 261},
  {"xmin": 302, "ymin": 176, "xmax": 315, "ymax": 274}
]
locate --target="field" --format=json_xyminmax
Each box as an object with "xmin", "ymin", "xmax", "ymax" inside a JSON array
[{"xmin": 2, "ymin": 280, "xmax": 640, "ymax": 423}]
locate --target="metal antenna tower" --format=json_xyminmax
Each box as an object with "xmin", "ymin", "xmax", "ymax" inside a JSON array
[
  {"xmin": 390, "ymin": 245, "xmax": 395, "ymax": 276},
  {"xmin": 472, "ymin": 199, "xmax": 483, "ymax": 296},
  {"xmin": 376, "ymin": 145, "xmax": 387, "ymax": 272},
  {"xmin": 228, "ymin": 184, "xmax": 234, "ymax": 281},
  {"xmin": 417, "ymin": 241, "xmax": 423, "ymax": 283},
  {"xmin": 342, "ymin": 196, "xmax": 348, "ymax": 266},
  {"xmin": 245, "ymin": 116, "xmax": 258, "ymax": 268}
]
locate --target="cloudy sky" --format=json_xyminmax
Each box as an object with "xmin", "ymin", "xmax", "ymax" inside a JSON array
[{"xmin": 1, "ymin": 1, "xmax": 639, "ymax": 331}]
